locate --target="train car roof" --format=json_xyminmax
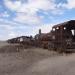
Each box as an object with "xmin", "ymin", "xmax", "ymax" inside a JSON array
[{"xmin": 53, "ymin": 20, "xmax": 75, "ymax": 29}]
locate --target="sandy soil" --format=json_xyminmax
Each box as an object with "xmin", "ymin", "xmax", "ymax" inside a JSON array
[
  {"xmin": 0, "ymin": 42, "xmax": 75, "ymax": 75},
  {"xmin": 0, "ymin": 42, "xmax": 58, "ymax": 75},
  {"xmin": 0, "ymin": 41, "xmax": 9, "ymax": 48},
  {"xmin": 26, "ymin": 54, "xmax": 75, "ymax": 75}
]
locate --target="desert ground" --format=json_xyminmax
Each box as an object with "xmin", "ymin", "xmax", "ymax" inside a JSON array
[{"xmin": 0, "ymin": 42, "xmax": 75, "ymax": 75}]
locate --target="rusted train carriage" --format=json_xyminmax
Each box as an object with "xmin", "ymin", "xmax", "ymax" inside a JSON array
[
  {"xmin": 7, "ymin": 36, "xmax": 34, "ymax": 48},
  {"xmin": 7, "ymin": 20, "xmax": 75, "ymax": 52},
  {"xmin": 35, "ymin": 29, "xmax": 52, "ymax": 49},
  {"xmin": 49, "ymin": 20, "xmax": 75, "ymax": 52}
]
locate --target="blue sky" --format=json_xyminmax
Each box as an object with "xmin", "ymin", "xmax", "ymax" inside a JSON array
[{"xmin": 0, "ymin": 0, "xmax": 75, "ymax": 40}]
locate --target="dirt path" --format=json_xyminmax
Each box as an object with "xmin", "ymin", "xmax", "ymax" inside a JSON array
[
  {"xmin": 0, "ymin": 48, "xmax": 75, "ymax": 75},
  {"xmin": 25, "ymin": 54, "xmax": 75, "ymax": 75},
  {"xmin": 0, "ymin": 48, "xmax": 58, "ymax": 75}
]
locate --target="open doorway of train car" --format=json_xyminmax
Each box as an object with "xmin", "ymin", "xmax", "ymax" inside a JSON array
[
  {"xmin": 64, "ymin": 26, "xmax": 75, "ymax": 49},
  {"xmin": 71, "ymin": 30, "xmax": 75, "ymax": 42}
]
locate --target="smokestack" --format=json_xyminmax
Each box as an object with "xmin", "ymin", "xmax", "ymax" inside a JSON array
[{"xmin": 39, "ymin": 29, "xmax": 41, "ymax": 35}]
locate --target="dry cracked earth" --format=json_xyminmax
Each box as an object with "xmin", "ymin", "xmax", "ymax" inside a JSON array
[{"xmin": 0, "ymin": 42, "xmax": 75, "ymax": 75}]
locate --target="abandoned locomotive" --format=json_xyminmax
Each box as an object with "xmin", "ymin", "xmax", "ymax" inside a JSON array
[
  {"xmin": 35, "ymin": 20, "xmax": 75, "ymax": 52},
  {"xmin": 7, "ymin": 20, "xmax": 75, "ymax": 52}
]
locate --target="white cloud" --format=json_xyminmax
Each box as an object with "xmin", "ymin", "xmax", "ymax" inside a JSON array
[
  {"xmin": 32, "ymin": 24, "xmax": 53, "ymax": 36},
  {"xmin": 0, "ymin": 19, "xmax": 54, "ymax": 40},
  {"xmin": 38, "ymin": 24, "xmax": 53, "ymax": 33},
  {"xmin": 8, "ymin": 32, "xmax": 16, "ymax": 38},
  {"xmin": 3, "ymin": 12, "xmax": 9, "ymax": 17},
  {"xmin": 5, "ymin": 0, "xmax": 56, "ymax": 14},
  {"xmin": 4, "ymin": 0, "xmax": 62, "ymax": 25},
  {"xmin": 4, "ymin": 0, "xmax": 21, "ymax": 11},
  {"xmin": 1, "ymin": 0, "xmax": 66, "ymax": 40},
  {"xmin": 0, "ymin": 11, "xmax": 9, "ymax": 17},
  {"xmin": 62, "ymin": 0, "xmax": 75, "ymax": 9},
  {"xmin": 0, "ymin": 25, "xmax": 14, "ymax": 30},
  {"xmin": 0, "ymin": 21, "xmax": 20, "ymax": 40},
  {"xmin": 14, "ymin": 12, "xmax": 42, "ymax": 25}
]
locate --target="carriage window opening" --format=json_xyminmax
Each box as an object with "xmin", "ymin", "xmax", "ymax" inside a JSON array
[
  {"xmin": 56, "ymin": 27, "xmax": 59, "ymax": 29},
  {"xmin": 20, "ymin": 38, "xmax": 23, "ymax": 42},
  {"xmin": 64, "ymin": 27, "xmax": 66, "ymax": 30},
  {"xmin": 53, "ymin": 28, "xmax": 55, "ymax": 31},
  {"xmin": 71, "ymin": 30, "xmax": 75, "ymax": 36}
]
